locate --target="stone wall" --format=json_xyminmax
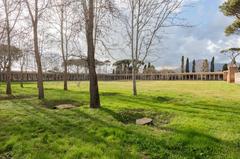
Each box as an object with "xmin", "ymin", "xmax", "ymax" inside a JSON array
[
  {"xmin": 235, "ymin": 73, "xmax": 240, "ymax": 84},
  {"xmin": 223, "ymin": 71, "xmax": 228, "ymax": 81},
  {"xmin": 227, "ymin": 65, "xmax": 238, "ymax": 83}
]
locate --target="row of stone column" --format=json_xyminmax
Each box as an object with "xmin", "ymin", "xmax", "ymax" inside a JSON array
[{"xmin": 0, "ymin": 72, "xmax": 224, "ymax": 82}]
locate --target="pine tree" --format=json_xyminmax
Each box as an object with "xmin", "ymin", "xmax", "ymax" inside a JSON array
[
  {"xmin": 186, "ymin": 58, "xmax": 189, "ymax": 73},
  {"xmin": 220, "ymin": 0, "xmax": 240, "ymax": 36},
  {"xmin": 210, "ymin": 56, "xmax": 215, "ymax": 72},
  {"xmin": 192, "ymin": 59, "xmax": 196, "ymax": 73},
  {"xmin": 222, "ymin": 64, "xmax": 228, "ymax": 71}
]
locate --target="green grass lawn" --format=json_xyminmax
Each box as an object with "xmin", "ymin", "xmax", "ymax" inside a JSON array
[{"xmin": 0, "ymin": 81, "xmax": 240, "ymax": 159}]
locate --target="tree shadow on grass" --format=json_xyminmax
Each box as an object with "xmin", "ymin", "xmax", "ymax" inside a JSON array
[
  {"xmin": 107, "ymin": 93, "xmax": 240, "ymax": 121},
  {"xmin": 101, "ymin": 92, "xmax": 122, "ymax": 96},
  {"xmin": 101, "ymin": 107, "xmax": 173, "ymax": 127},
  {"xmin": 99, "ymin": 107, "xmax": 239, "ymax": 158},
  {"xmin": 156, "ymin": 96, "xmax": 175, "ymax": 103},
  {"xmin": 0, "ymin": 94, "xmax": 36, "ymax": 101},
  {"xmin": 1, "ymin": 98, "xmax": 239, "ymax": 158},
  {"xmin": 1, "ymin": 85, "xmax": 239, "ymax": 158}
]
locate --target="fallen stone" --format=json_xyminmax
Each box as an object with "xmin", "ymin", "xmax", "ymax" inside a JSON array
[
  {"xmin": 136, "ymin": 118, "xmax": 153, "ymax": 125},
  {"xmin": 54, "ymin": 104, "xmax": 76, "ymax": 110}
]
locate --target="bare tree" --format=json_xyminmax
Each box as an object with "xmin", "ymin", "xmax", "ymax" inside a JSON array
[
  {"xmin": 123, "ymin": 0, "xmax": 185, "ymax": 95},
  {"xmin": 201, "ymin": 59, "xmax": 209, "ymax": 72},
  {"xmin": 1, "ymin": 0, "xmax": 21, "ymax": 95},
  {"xmin": 24, "ymin": 0, "xmax": 49, "ymax": 99},
  {"xmin": 82, "ymin": 0, "xmax": 100, "ymax": 108},
  {"xmin": 81, "ymin": 0, "xmax": 118, "ymax": 108},
  {"xmin": 47, "ymin": 0, "xmax": 81, "ymax": 91},
  {"xmin": 15, "ymin": 31, "xmax": 32, "ymax": 88}
]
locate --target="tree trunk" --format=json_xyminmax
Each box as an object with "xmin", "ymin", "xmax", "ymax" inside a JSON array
[
  {"xmin": 77, "ymin": 66, "xmax": 80, "ymax": 87},
  {"xmin": 33, "ymin": 22, "xmax": 44, "ymax": 99},
  {"xmin": 0, "ymin": 68, "xmax": 2, "ymax": 86},
  {"xmin": 20, "ymin": 65, "xmax": 24, "ymax": 88},
  {"xmin": 6, "ymin": 44, "xmax": 12, "ymax": 95},
  {"xmin": 4, "ymin": 1, "xmax": 12, "ymax": 95},
  {"xmin": 60, "ymin": 4, "xmax": 68, "ymax": 91},
  {"xmin": 131, "ymin": 1, "xmax": 137, "ymax": 96},
  {"xmin": 63, "ymin": 63, "xmax": 68, "ymax": 90},
  {"xmin": 132, "ymin": 67, "xmax": 137, "ymax": 96},
  {"xmin": 86, "ymin": 0, "xmax": 100, "ymax": 108}
]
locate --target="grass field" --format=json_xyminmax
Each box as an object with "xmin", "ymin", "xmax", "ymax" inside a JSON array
[{"xmin": 0, "ymin": 81, "xmax": 240, "ymax": 159}]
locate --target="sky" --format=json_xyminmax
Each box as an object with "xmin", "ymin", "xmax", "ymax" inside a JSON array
[
  {"xmin": 147, "ymin": 0, "xmax": 240, "ymax": 69},
  {"xmin": 7, "ymin": 0, "xmax": 239, "ymax": 71}
]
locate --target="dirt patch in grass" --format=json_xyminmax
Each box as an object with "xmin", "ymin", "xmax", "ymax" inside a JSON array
[
  {"xmin": 53, "ymin": 104, "xmax": 77, "ymax": 110},
  {"xmin": 113, "ymin": 109, "xmax": 174, "ymax": 127},
  {"xmin": 42, "ymin": 99, "xmax": 86, "ymax": 109},
  {"xmin": 115, "ymin": 109, "xmax": 146, "ymax": 124},
  {"xmin": 156, "ymin": 96, "xmax": 174, "ymax": 103},
  {"xmin": 0, "ymin": 151, "xmax": 12, "ymax": 159}
]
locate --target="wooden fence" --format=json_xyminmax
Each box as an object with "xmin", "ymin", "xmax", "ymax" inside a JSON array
[{"xmin": 0, "ymin": 71, "xmax": 224, "ymax": 82}]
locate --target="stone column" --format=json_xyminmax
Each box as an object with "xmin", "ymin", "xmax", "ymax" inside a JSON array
[
  {"xmin": 223, "ymin": 71, "xmax": 228, "ymax": 81},
  {"xmin": 227, "ymin": 64, "xmax": 238, "ymax": 83}
]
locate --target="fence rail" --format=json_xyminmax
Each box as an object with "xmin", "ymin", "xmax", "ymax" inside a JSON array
[{"xmin": 0, "ymin": 72, "xmax": 224, "ymax": 82}]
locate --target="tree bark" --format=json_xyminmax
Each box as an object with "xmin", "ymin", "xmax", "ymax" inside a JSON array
[
  {"xmin": 63, "ymin": 63, "xmax": 68, "ymax": 90},
  {"xmin": 33, "ymin": 22, "xmax": 44, "ymax": 99},
  {"xmin": 132, "ymin": 67, "xmax": 137, "ymax": 96},
  {"xmin": 60, "ymin": 3, "xmax": 68, "ymax": 91},
  {"xmin": 0, "ymin": 68, "xmax": 2, "ymax": 86},
  {"xmin": 4, "ymin": 0, "xmax": 12, "ymax": 95},
  {"xmin": 6, "ymin": 29, "xmax": 12, "ymax": 95},
  {"xmin": 86, "ymin": 0, "xmax": 100, "ymax": 108},
  {"xmin": 131, "ymin": 0, "xmax": 137, "ymax": 96},
  {"xmin": 20, "ymin": 65, "xmax": 24, "ymax": 88}
]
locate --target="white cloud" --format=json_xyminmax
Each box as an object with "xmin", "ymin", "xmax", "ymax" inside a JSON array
[
  {"xmin": 207, "ymin": 40, "xmax": 220, "ymax": 53},
  {"xmin": 110, "ymin": 0, "xmax": 238, "ymax": 68}
]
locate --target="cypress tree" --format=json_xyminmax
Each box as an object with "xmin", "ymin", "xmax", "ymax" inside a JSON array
[
  {"xmin": 192, "ymin": 59, "xmax": 196, "ymax": 73},
  {"xmin": 181, "ymin": 56, "xmax": 184, "ymax": 73},
  {"xmin": 148, "ymin": 62, "xmax": 151, "ymax": 68},
  {"xmin": 186, "ymin": 58, "xmax": 190, "ymax": 73},
  {"xmin": 143, "ymin": 65, "xmax": 147, "ymax": 73},
  {"xmin": 210, "ymin": 56, "xmax": 215, "ymax": 72}
]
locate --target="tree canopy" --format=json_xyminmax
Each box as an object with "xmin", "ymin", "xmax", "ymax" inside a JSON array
[
  {"xmin": 220, "ymin": 0, "xmax": 240, "ymax": 35},
  {"xmin": 222, "ymin": 64, "xmax": 228, "ymax": 71},
  {"xmin": 0, "ymin": 44, "xmax": 22, "ymax": 71},
  {"xmin": 221, "ymin": 48, "xmax": 240, "ymax": 64},
  {"xmin": 113, "ymin": 59, "xmax": 144, "ymax": 67},
  {"xmin": 185, "ymin": 58, "xmax": 189, "ymax": 73},
  {"xmin": 66, "ymin": 58, "xmax": 107, "ymax": 67},
  {"xmin": 113, "ymin": 59, "xmax": 132, "ymax": 66},
  {"xmin": 0, "ymin": 44, "xmax": 22, "ymax": 60},
  {"xmin": 210, "ymin": 57, "xmax": 215, "ymax": 72}
]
